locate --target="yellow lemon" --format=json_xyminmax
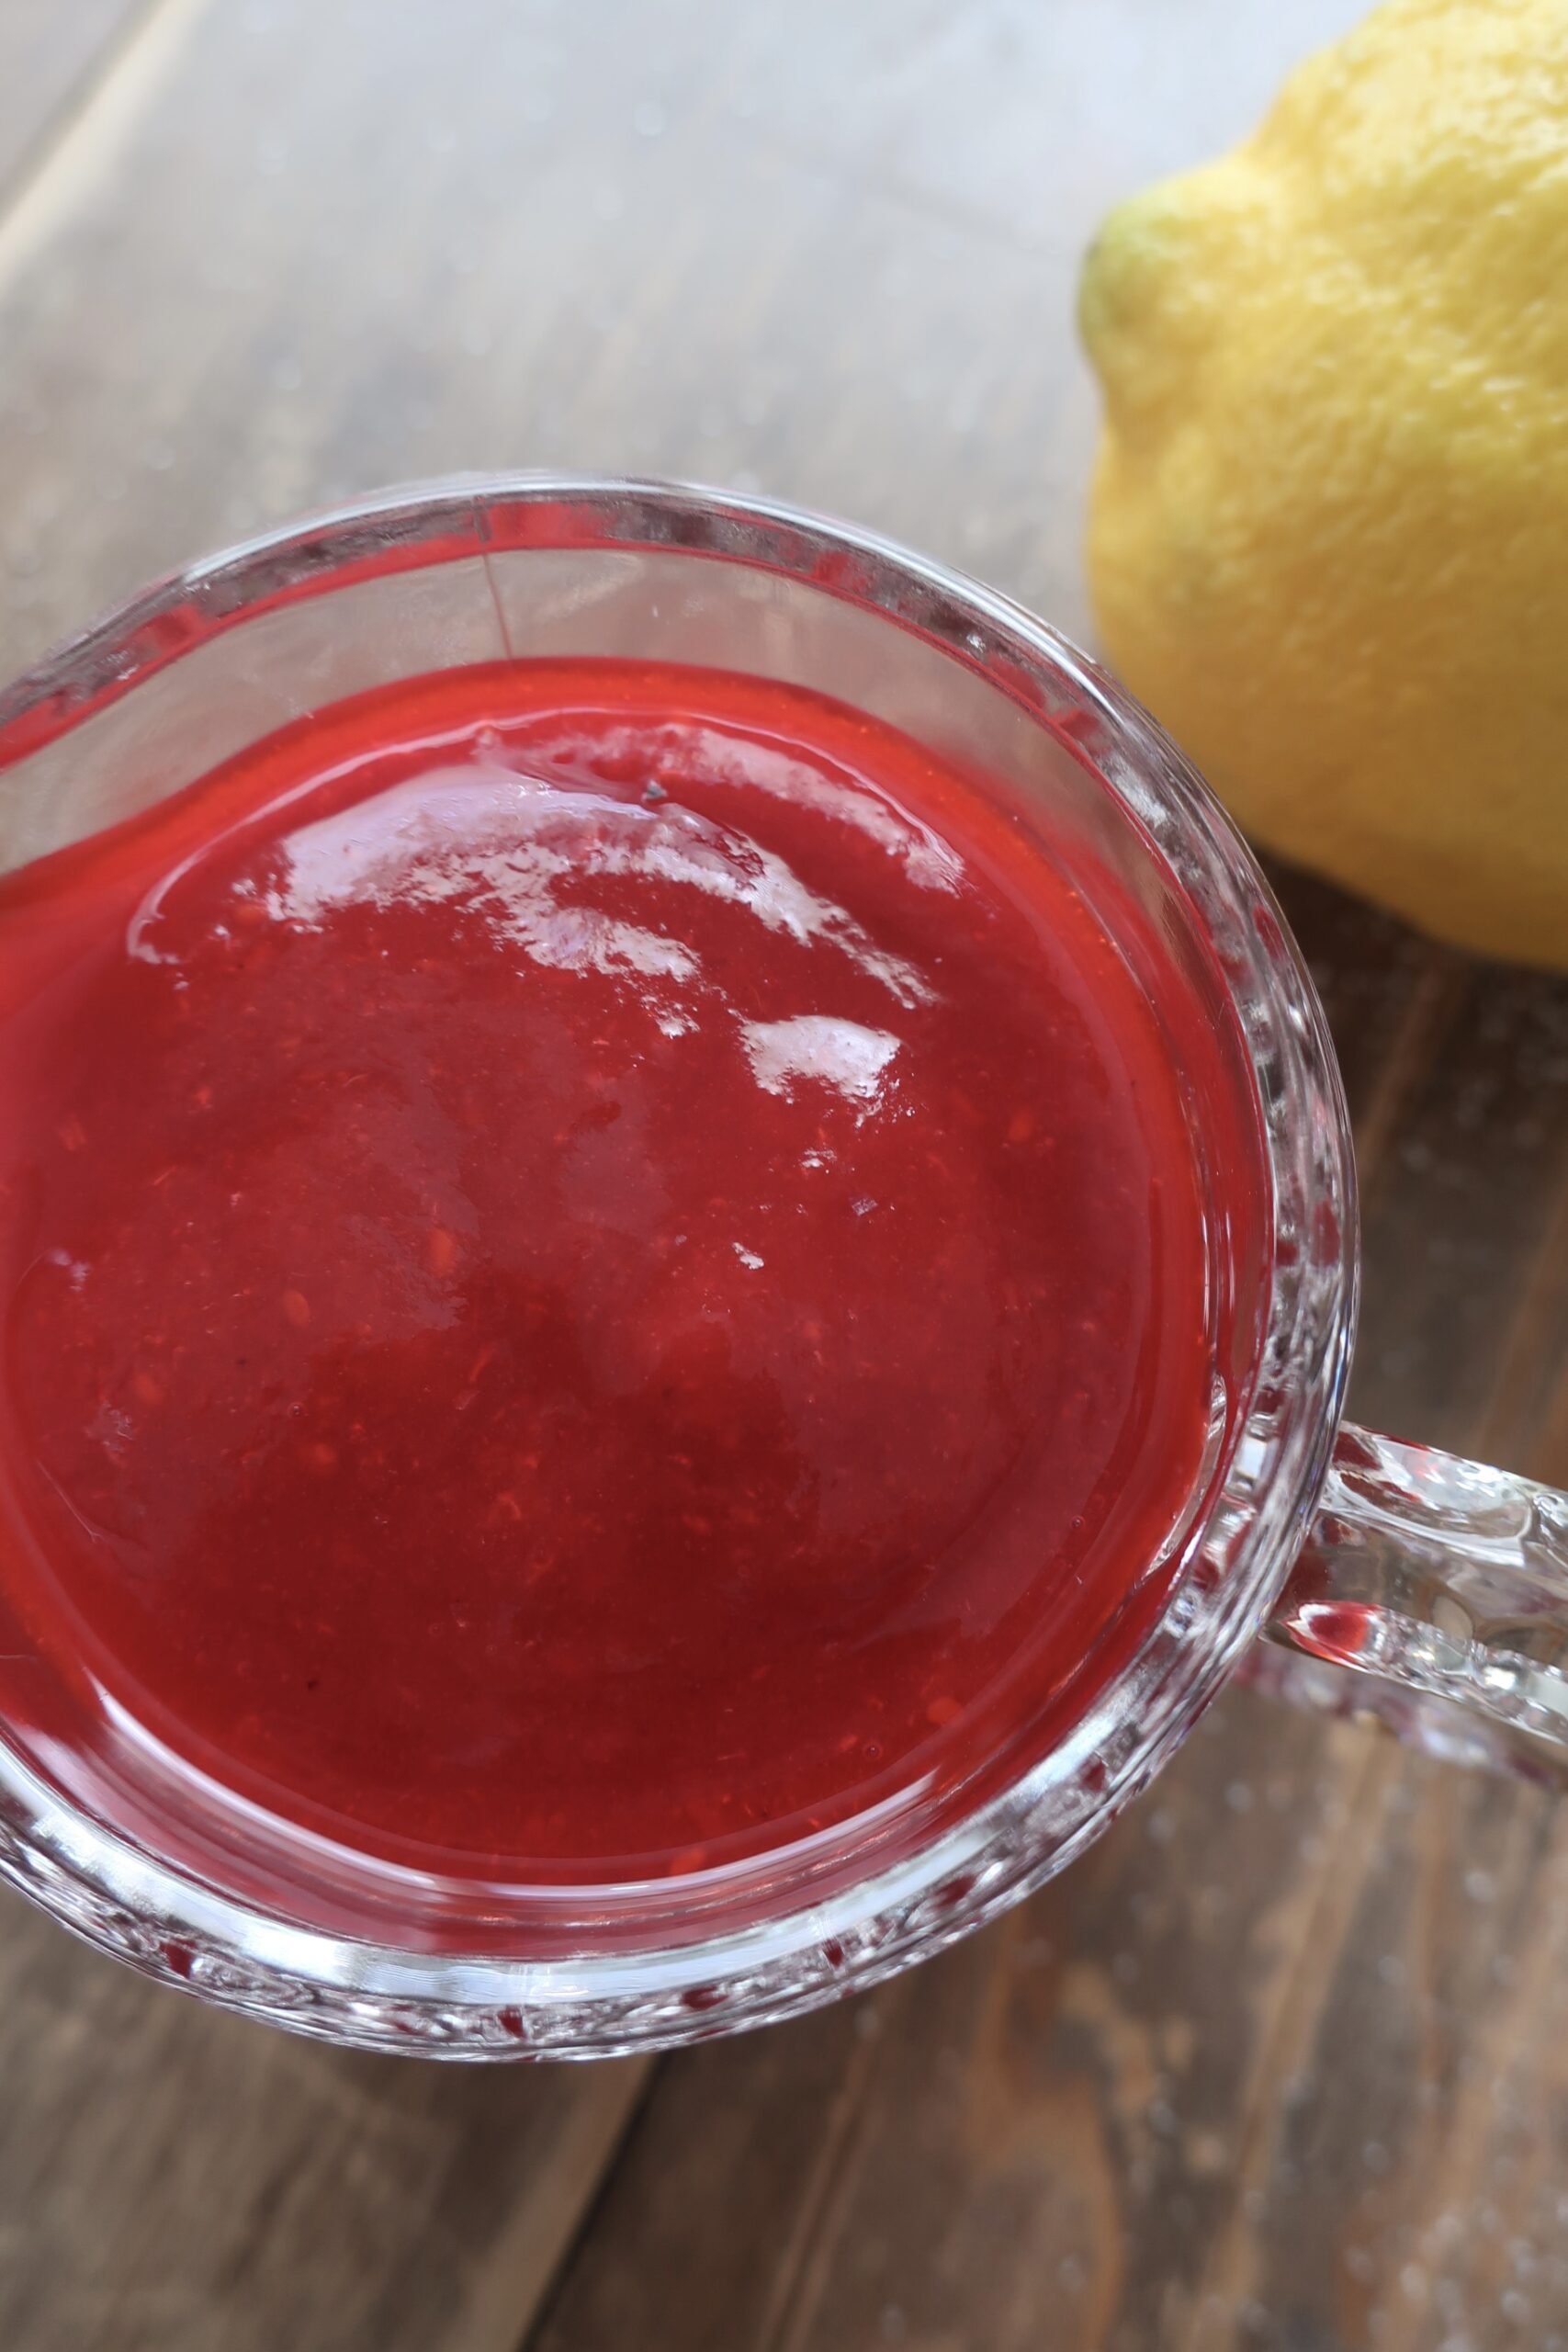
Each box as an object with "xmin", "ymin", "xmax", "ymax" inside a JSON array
[{"xmin": 1079, "ymin": 0, "xmax": 1568, "ymax": 968}]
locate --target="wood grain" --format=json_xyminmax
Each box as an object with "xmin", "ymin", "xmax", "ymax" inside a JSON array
[
  {"xmin": 0, "ymin": 2, "xmax": 1563, "ymax": 2349},
  {"xmin": 0, "ymin": 1888, "xmax": 650, "ymax": 2352}
]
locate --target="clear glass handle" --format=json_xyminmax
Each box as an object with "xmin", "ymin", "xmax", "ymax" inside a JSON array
[{"xmin": 1251, "ymin": 1424, "xmax": 1568, "ymax": 1783}]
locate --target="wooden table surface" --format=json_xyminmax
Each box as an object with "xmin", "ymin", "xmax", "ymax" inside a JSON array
[{"xmin": 3, "ymin": 4, "xmax": 1567, "ymax": 2346}]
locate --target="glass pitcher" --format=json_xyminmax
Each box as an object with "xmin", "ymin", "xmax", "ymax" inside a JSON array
[{"xmin": 0, "ymin": 476, "xmax": 1562, "ymax": 2057}]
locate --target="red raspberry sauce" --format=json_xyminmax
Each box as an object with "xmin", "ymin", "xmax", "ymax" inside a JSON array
[{"xmin": 0, "ymin": 662, "xmax": 1227, "ymax": 1878}]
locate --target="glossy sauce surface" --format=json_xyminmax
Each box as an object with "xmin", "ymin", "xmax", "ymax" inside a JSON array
[{"xmin": 0, "ymin": 662, "xmax": 1218, "ymax": 1875}]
